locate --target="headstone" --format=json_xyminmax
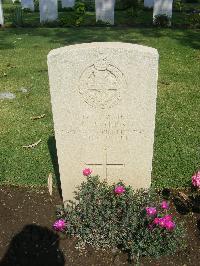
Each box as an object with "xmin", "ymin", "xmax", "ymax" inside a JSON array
[
  {"xmin": 39, "ymin": 0, "xmax": 58, "ymax": 23},
  {"xmin": 0, "ymin": 0, "xmax": 4, "ymax": 26},
  {"xmin": 95, "ymin": 0, "xmax": 115, "ymax": 25},
  {"xmin": 144, "ymin": 0, "xmax": 154, "ymax": 8},
  {"xmin": 21, "ymin": 0, "xmax": 34, "ymax": 11},
  {"xmin": 153, "ymin": 0, "xmax": 173, "ymax": 21},
  {"xmin": 48, "ymin": 42, "xmax": 159, "ymax": 202},
  {"xmin": 62, "ymin": 0, "xmax": 75, "ymax": 8}
]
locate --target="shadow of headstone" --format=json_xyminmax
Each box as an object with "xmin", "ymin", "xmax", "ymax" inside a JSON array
[
  {"xmin": 48, "ymin": 136, "xmax": 63, "ymax": 200},
  {"xmin": 0, "ymin": 224, "xmax": 65, "ymax": 266}
]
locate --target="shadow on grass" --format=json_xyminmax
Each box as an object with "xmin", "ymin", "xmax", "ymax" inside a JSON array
[
  {"xmin": 48, "ymin": 136, "xmax": 62, "ymax": 200},
  {"xmin": 0, "ymin": 27, "xmax": 199, "ymax": 51},
  {"xmin": 0, "ymin": 224, "xmax": 65, "ymax": 266}
]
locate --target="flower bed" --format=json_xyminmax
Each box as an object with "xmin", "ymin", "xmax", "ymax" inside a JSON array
[{"xmin": 54, "ymin": 169, "xmax": 186, "ymax": 262}]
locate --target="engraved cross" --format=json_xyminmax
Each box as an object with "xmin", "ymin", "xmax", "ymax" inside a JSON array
[{"xmin": 86, "ymin": 147, "xmax": 125, "ymax": 180}]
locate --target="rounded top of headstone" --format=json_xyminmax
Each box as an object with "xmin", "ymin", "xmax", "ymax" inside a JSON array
[{"xmin": 47, "ymin": 42, "xmax": 159, "ymax": 61}]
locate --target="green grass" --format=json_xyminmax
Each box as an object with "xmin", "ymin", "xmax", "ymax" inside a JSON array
[
  {"xmin": 0, "ymin": 27, "xmax": 199, "ymax": 188},
  {"xmin": 1, "ymin": 0, "xmax": 200, "ymax": 188}
]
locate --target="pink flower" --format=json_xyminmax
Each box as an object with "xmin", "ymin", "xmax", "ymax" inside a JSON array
[
  {"xmin": 82, "ymin": 168, "xmax": 92, "ymax": 176},
  {"xmin": 163, "ymin": 214, "xmax": 172, "ymax": 221},
  {"xmin": 153, "ymin": 217, "xmax": 160, "ymax": 225},
  {"xmin": 158, "ymin": 218, "xmax": 166, "ymax": 228},
  {"xmin": 53, "ymin": 219, "xmax": 66, "ymax": 231},
  {"xmin": 114, "ymin": 185, "xmax": 126, "ymax": 195},
  {"xmin": 146, "ymin": 207, "xmax": 157, "ymax": 216},
  {"xmin": 165, "ymin": 220, "xmax": 176, "ymax": 231},
  {"xmin": 192, "ymin": 171, "xmax": 200, "ymax": 188},
  {"xmin": 161, "ymin": 201, "xmax": 169, "ymax": 210}
]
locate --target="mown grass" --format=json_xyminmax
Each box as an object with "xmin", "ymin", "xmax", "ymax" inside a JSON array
[{"xmin": 0, "ymin": 27, "xmax": 199, "ymax": 188}]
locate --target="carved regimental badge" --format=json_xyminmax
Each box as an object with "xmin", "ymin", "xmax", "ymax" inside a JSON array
[{"xmin": 79, "ymin": 58, "xmax": 126, "ymax": 109}]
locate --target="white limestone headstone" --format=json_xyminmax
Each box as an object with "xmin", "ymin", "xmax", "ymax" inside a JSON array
[
  {"xmin": 95, "ymin": 0, "xmax": 115, "ymax": 25},
  {"xmin": 144, "ymin": 0, "xmax": 154, "ymax": 8},
  {"xmin": 62, "ymin": 0, "xmax": 75, "ymax": 8},
  {"xmin": 39, "ymin": 0, "xmax": 58, "ymax": 23},
  {"xmin": 0, "ymin": 0, "xmax": 4, "ymax": 26},
  {"xmin": 153, "ymin": 0, "xmax": 173, "ymax": 21},
  {"xmin": 48, "ymin": 42, "xmax": 159, "ymax": 202},
  {"xmin": 21, "ymin": 0, "xmax": 34, "ymax": 11}
]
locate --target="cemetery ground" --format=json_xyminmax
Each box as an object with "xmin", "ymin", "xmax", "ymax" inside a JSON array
[
  {"xmin": 0, "ymin": 22, "xmax": 200, "ymax": 266},
  {"xmin": 2, "ymin": 1, "xmax": 200, "ymax": 28}
]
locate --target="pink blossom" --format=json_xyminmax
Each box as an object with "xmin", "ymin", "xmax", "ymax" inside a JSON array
[
  {"xmin": 165, "ymin": 220, "xmax": 176, "ymax": 231},
  {"xmin": 192, "ymin": 171, "xmax": 200, "ymax": 188},
  {"xmin": 146, "ymin": 207, "xmax": 157, "ymax": 216},
  {"xmin": 153, "ymin": 217, "xmax": 160, "ymax": 225},
  {"xmin": 53, "ymin": 219, "xmax": 66, "ymax": 231},
  {"xmin": 82, "ymin": 168, "xmax": 92, "ymax": 176},
  {"xmin": 158, "ymin": 218, "xmax": 166, "ymax": 228},
  {"xmin": 161, "ymin": 201, "xmax": 169, "ymax": 210},
  {"xmin": 114, "ymin": 185, "xmax": 126, "ymax": 195},
  {"xmin": 163, "ymin": 214, "xmax": 172, "ymax": 221}
]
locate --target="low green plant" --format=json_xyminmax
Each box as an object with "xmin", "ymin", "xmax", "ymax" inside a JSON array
[
  {"xmin": 174, "ymin": 0, "xmax": 184, "ymax": 12},
  {"xmin": 12, "ymin": 6, "xmax": 24, "ymax": 27},
  {"xmin": 55, "ymin": 173, "xmax": 186, "ymax": 261},
  {"xmin": 153, "ymin": 14, "xmax": 171, "ymax": 27},
  {"xmin": 34, "ymin": 0, "xmax": 39, "ymax": 11},
  {"xmin": 74, "ymin": 1, "xmax": 86, "ymax": 26},
  {"xmin": 188, "ymin": 12, "xmax": 200, "ymax": 27}
]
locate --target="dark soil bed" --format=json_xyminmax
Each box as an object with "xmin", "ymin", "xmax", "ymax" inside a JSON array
[{"xmin": 0, "ymin": 186, "xmax": 200, "ymax": 266}]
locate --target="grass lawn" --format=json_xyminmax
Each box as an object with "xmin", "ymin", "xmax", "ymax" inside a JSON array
[{"xmin": 0, "ymin": 26, "xmax": 199, "ymax": 189}]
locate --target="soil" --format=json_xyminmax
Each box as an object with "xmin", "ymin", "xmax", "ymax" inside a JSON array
[{"xmin": 0, "ymin": 186, "xmax": 200, "ymax": 266}]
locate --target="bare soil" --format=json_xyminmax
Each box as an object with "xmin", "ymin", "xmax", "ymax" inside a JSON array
[{"xmin": 0, "ymin": 186, "xmax": 200, "ymax": 266}]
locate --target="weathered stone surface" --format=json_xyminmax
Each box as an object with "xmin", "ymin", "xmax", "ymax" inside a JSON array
[
  {"xmin": 61, "ymin": 0, "xmax": 75, "ymax": 8},
  {"xmin": 21, "ymin": 0, "xmax": 34, "ymax": 11},
  {"xmin": 0, "ymin": 0, "xmax": 4, "ymax": 26},
  {"xmin": 153, "ymin": 0, "xmax": 173, "ymax": 19},
  {"xmin": 95, "ymin": 0, "xmax": 115, "ymax": 25},
  {"xmin": 48, "ymin": 42, "xmax": 159, "ymax": 202},
  {"xmin": 39, "ymin": 0, "xmax": 58, "ymax": 23},
  {"xmin": 0, "ymin": 92, "xmax": 16, "ymax": 100},
  {"xmin": 144, "ymin": 0, "xmax": 154, "ymax": 8}
]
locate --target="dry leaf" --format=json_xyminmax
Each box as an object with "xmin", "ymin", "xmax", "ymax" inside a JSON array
[
  {"xmin": 178, "ymin": 192, "xmax": 189, "ymax": 202},
  {"xmin": 23, "ymin": 139, "xmax": 41, "ymax": 148},
  {"xmin": 48, "ymin": 173, "xmax": 53, "ymax": 196},
  {"xmin": 30, "ymin": 114, "xmax": 46, "ymax": 120}
]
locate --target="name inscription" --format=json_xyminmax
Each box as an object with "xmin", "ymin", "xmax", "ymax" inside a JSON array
[{"xmin": 63, "ymin": 114, "xmax": 144, "ymax": 140}]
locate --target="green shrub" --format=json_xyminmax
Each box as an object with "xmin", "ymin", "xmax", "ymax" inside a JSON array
[
  {"xmin": 174, "ymin": 0, "xmax": 184, "ymax": 12},
  {"xmin": 12, "ymin": 6, "xmax": 24, "ymax": 27},
  {"xmin": 74, "ymin": 1, "xmax": 86, "ymax": 26},
  {"xmin": 56, "ymin": 175, "xmax": 186, "ymax": 261},
  {"xmin": 188, "ymin": 12, "xmax": 200, "ymax": 27},
  {"xmin": 153, "ymin": 14, "xmax": 171, "ymax": 27},
  {"xmin": 34, "ymin": 0, "xmax": 39, "ymax": 11}
]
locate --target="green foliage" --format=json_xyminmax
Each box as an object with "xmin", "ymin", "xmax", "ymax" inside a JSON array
[
  {"xmin": 34, "ymin": 0, "xmax": 39, "ymax": 11},
  {"xmin": 174, "ymin": 0, "xmax": 184, "ymax": 12},
  {"xmin": 56, "ymin": 175, "xmax": 186, "ymax": 260},
  {"xmin": 74, "ymin": 1, "xmax": 86, "ymax": 26},
  {"xmin": 185, "ymin": 0, "xmax": 199, "ymax": 3},
  {"xmin": 188, "ymin": 12, "xmax": 200, "ymax": 27},
  {"xmin": 12, "ymin": 6, "xmax": 24, "ymax": 27},
  {"xmin": 59, "ymin": 1, "xmax": 86, "ymax": 26},
  {"xmin": 154, "ymin": 14, "xmax": 171, "ymax": 27},
  {"xmin": 80, "ymin": 0, "xmax": 94, "ymax": 11}
]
